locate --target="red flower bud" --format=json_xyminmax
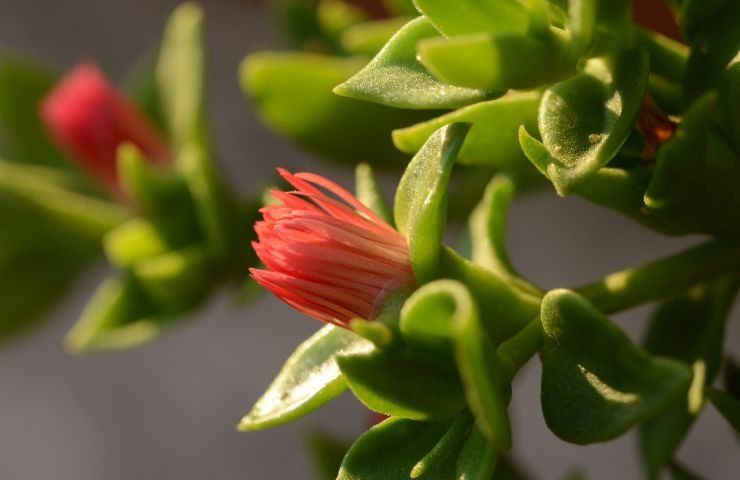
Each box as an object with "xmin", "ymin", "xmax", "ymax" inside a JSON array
[
  {"xmin": 40, "ymin": 63, "xmax": 170, "ymax": 193},
  {"xmin": 250, "ymin": 169, "xmax": 415, "ymax": 327}
]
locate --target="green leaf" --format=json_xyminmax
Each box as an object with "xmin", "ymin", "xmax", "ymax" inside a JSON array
[
  {"xmin": 639, "ymin": 278, "xmax": 739, "ymax": 478},
  {"xmin": 337, "ymin": 417, "xmax": 453, "ymax": 480},
  {"xmin": 65, "ymin": 277, "xmax": 168, "ymax": 353},
  {"xmin": 0, "ymin": 57, "xmax": 79, "ymax": 172},
  {"xmin": 707, "ymin": 388, "xmax": 740, "ymax": 434},
  {"xmin": 354, "ymin": 163, "xmax": 392, "ymax": 223},
  {"xmin": 411, "ymin": 0, "xmax": 527, "ymax": 36},
  {"xmin": 645, "ymin": 93, "xmax": 740, "ymax": 238},
  {"xmin": 0, "ymin": 160, "xmax": 128, "ymax": 242},
  {"xmin": 340, "ymin": 17, "xmax": 413, "ymax": 56},
  {"xmin": 568, "ymin": 0, "xmax": 597, "ymax": 55},
  {"xmin": 241, "ymin": 52, "xmax": 429, "ymax": 166},
  {"xmin": 719, "ymin": 54, "xmax": 740, "ymax": 151},
  {"xmin": 334, "ymin": 17, "xmax": 491, "ymax": 109},
  {"xmin": 468, "ymin": 176, "xmax": 517, "ymax": 279},
  {"xmin": 393, "ymin": 91, "xmax": 541, "ymax": 178},
  {"xmin": 535, "ymin": 49, "xmax": 649, "ymax": 194},
  {"xmin": 394, "ymin": 123, "xmax": 469, "ymax": 282},
  {"xmin": 317, "ymin": 0, "xmax": 368, "ymax": 39},
  {"xmin": 177, "ymin": 142, "xmax": 241, "ymax": 262},
  {"xmin": 156, "ymin": 2, "xmax": 205, "ymax": 151},
  {"xmin": 411, "ymin": 412, "xmax": 472, "ymax": 478},
  {"xmin": 337, "ymin": 349, "xmax": 466, "ymax": 420},
  {"xmin": 417, "ymin": 31, "xmax": 573, "ymax": 92},
  {"xmin": 456, "ymin": 425, "xmax": 499, "ymax": 480},
  {"xmin": 239, "ymin": 325, "xmax": 372, "ymax": 430},
  {"xmin": 103, "ymin": 218, "xmax": 172, "ymax": 268},
  {"xmin": 540, "ymin": 289, "xmax": 692, "ymax": 444},
  {"xmin": 399, "ymin": 280, "xmax": 459, "ymax": 358}
]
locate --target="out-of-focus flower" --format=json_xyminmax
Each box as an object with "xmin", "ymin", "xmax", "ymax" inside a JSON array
[
  {"xmin": 250, "ymin": 169, "xmax": 415, "ymax": 327},
  {"xmin": 40, "ymin": 63, "xmax": 170, "ymax": 193}
]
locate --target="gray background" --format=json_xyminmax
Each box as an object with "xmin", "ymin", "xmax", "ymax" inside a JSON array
[{"xmin": 0, "ymin": 1, "xmax": 738, "ymax": 478}]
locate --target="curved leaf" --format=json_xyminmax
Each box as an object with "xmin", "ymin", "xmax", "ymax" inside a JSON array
[
  {"xmin": 239, "ymin": 325, "xmax": 373, "ymax": 431},
  {"xmin": 540, "ymin": 289, "xmax": 692, "ymax": 444},
  {"xmin": 334, "ymin": 17, "xmax": 491, "ymax": 109},
  {"xmin": 536, "ymin": 49, "xmax": 649, "ymax": 194},
  {"xmin": 354, "ymin": 163, "xmax": 392, "ymax": 223},
  {"xmin": 337, "ymin": 349, "xmax": 466, "ymax": 421},
  {"xmin": 412, "ymin": 0, "xmax": 527, "ymax": 36},
  {"xmin": 394, "ymin": 123, "xmax": 469, "ymax": 282}
]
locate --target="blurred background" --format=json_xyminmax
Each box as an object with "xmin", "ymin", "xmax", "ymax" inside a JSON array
[{"xmin": 0, "ymin": 0, "xmax": 737, "ymax": 478}]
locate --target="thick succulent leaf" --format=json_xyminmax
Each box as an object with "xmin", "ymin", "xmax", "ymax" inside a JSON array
[
  {"xmin": 411, "ymin": 413, "xmax": 472, "ymax": 478},
  {"xmin": 317, "ymin": 0, "xmax": 367, "ymax": 40},
  {"xmin": 645, "ymin": 93, "xmax": 740, "ymax": 238},
  {"xmin": 337, "ymin": 417, "xmax": 454, "ymax": 480},
  {"xmin": 639, "ymin": 279, "xmax": 739, "ymax": 478},
  {"xmin": 177, "ymin": 143, "xmax": 241, "ymax": 263},
  {"xmin": 438, "ymin": 248, "xmax": 540, "ymax": 344},
  {"xmin": 340, "ymin": 16, "xmax": 412, "ymax": 56},
  {"xmin": 540, "ymin": 289, "xmax": 692, "ymax": 444},
  {"xmin": 399, "ymin": 280, "xmax": 458, "ymax": 358},
  {"xmin": 354, "ymin": 163, "xmax": 392, "ymax": 223},
  {"xmin": 468, "ymin": 176, "xmax": 517, "ymax": 279},
  {"xmin": 156, "ymin": 2, "xmax": 205, "ymax": 151},
  {"xmin": 0, "ymin": 57, "xmax": 78, "ymax": 172},
  {"xmin": 394, "ymin": 123, "xmax": 469, "ymax": 283},
  {"xmin": 417, "ymin": 31, "xmax": 573, "ymax": 92},
  {"xmin": 683, "ymin": 0, "xmax": 740, "ymax": 103},
  {"xmin": 65, "ymin": 277, "xmax": 169, "ymax": 353},
  {"xmin": 242, "ymin": 52, "xmax": 429, "ymax": 166},
  {"xmin": 0, "ymin": 161, "xmax": 128, "ymax": 242},
  {"xmin": 412, "ymin": 0, "xmax": 527, "ymax": 36},
  {"xmin": 394, "ymin": 91, "xmax": 540, "ymax": 177},
  {"xmin": 239, "ymin": 325, "xmax": 372, "ymax": 431},
  {"xmin": 337, "ymin": 349, "xmax": 466, "ymax": 420},
  {"xmin": 536, "ymin": 49, "xmax": 649, "ymax": 194},
  {"xmin": 567, "ymin": 0, "xmax": 597, "ymax": 55},
  {"xmin": 334, "ymin": 17, "xmax": 491, "ymax": 109},
  {"xmin": 707, "ymin": 388, "xmax": 740, "ymax": 434},
  {"xmin": 456, "ymin": 425, "xmax": 499, "ymax": 480}
]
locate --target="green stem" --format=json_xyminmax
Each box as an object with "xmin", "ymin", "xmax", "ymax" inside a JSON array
[
  {"xmin": 496, "ymin": 240, "xmax": 740, "ymax": 380},
  {"xmin": 574, "ymin": 240, "xmax": 740, "ymax": 314}
]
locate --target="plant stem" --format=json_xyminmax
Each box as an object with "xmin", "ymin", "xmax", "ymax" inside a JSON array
[
  {"xmin": 496, "ymin": 240, "xmax": 740, "ymax": 380},
  {"xmin": 574, "ymin": 240, "xmax": 740, "ymax": 314}
]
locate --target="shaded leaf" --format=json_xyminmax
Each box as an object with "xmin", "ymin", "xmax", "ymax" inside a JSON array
[
  {"xmin": 354, "ymin": 163, "xmax": 392, "ymax": 223},
  {"xmin": 412, "ymin": 0, "xmax": 527, "ymax": 36}
]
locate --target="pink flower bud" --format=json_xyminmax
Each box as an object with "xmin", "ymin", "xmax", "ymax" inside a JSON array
[
  {"xmin": 250, "ymin": 169, "xmax": 416, "ymax": 328},
  {"xmin": 40, "ymin": 63, "xmax": 170, "ymax": 193}
]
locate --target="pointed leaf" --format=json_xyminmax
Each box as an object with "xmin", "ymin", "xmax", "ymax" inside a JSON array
[
  {"xmin": 540, "ymin": 289, "xmax": 692, "ymax": 444},
  {"xmin": 239, "ymin": 325, "xmax": 372, "ymax": 430},
  {"xmin": 412, "ymin": 0, "xmax": 527, "ymax": 36},
  {"xmin": 340, "ymin": 16, "xmax": 412, "ymax": 56},
  {"xmin": 394, "ymin": 123, "xmax": 469, "ymax": 282},
  {"xmin": 355, "ymin": 163, "xmax": 392, "ymax": 223},
  {"xmin": 456, "ymin": 425, "xmax": 499, "ymax": 480},
  {"xmin": 334, "ymin": 17, "xmax": 491, "ymax": 109}
]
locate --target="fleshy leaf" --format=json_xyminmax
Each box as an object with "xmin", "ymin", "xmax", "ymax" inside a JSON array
[
  {"xmin": 156, "ymin": 2, "xmax": 205, "ymax": 151},
  {"xmin": 540, "ymin": 289, "xmax": 692, "ymax": 444},
  {"xmin": 334, "ymin": 17, "xmax": 491, "ymax": 109},
  {"xmin": 337, "ymin": 417, "xmax": 454, "ymax": 480},
  {"xmin": 411, "ymin": 0, "xmax": 527, "ymax": 36},
  {"xmin": 241, "ymin": 52, "xmax": 429, "ymax": 165},
  {"xmin": 337, "ymin": 349, "xmax": 466, "ymax": 420},
  {"xmin": 239, "ymin": 325, "xmax": 373, "ymax": 431},
  {"xmin": 535, "ymin": 49, "xmax": 649, "ymax": 194},
  {"xmin": 639, "ymin": 278, "xmax": 739, "ymax": 478},
  {"xmin": 411, "ymin": 413, "xmax": 472, "ymax": 478},
  {"xmin": 417, "ymin": 31, "xmax": 573, "ymax": 92},
  {"xmin": 645, "ymin": 93, "xmax": 740, "ymax": 238},
  {"xmin": 394, "ymin": 123, "xmax": 469, "ymax": 282},
  {"xmin": 354, "ymin": 163, "xmax": 392, "ymax": 224},
  {"xmin": 468, "ymin": 176, "xmax": 517, "ymax": 279},
  {"xmin": 393, "ymin": 91, "xmax": 541, "ymax": 178},
  {"xmin": 456, "ymin": 425, "xmax": 499, "ymax": 480},
  {"xmin": 719, "ymin": 54, "xmax": 740, "ymax": 151}
]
